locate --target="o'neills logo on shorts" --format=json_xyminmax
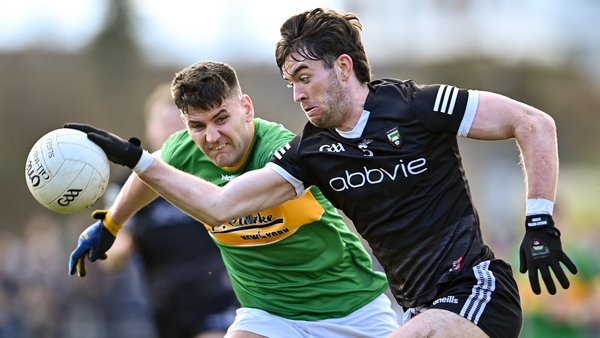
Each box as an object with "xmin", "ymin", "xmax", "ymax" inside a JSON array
[{"xmin": 432, "ymin": 295, "xmax": 459, "ymax": 306}]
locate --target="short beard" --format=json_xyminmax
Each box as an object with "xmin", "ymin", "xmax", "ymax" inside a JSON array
[{"xmin": 312, "ymin": 70, "xmax": 351, "ymax": 129}]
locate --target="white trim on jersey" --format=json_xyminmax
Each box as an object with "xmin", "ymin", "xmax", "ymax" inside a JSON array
[
  {"xmin": 265, "ymin": 162, "xmax": 306, "ymax": 197},
  {"xmin": 336, "ymin": 110, "xmax": 371, "ymax": 139},
  {"xmin": 457, "ymin": 90, "xmax": 479, "ymax": 137},
  {"xmin": 459, "ymin": 260, "xmax": 496, "ymax": 324}
]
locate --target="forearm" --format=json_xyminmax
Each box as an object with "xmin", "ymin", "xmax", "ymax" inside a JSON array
[
  {"xmin": 108, "ymin": 173, "xmax": 159, "ymax": 225},
  {"xmin": 514, "ymin": 109, "xmax": 558, "ymax": 203},
  {"xmin": 60, "ymin": 123, "xmax": 294, "ymax": 225},
  {"xmin": 136, "ymin": 157, "xmax": 295, "ymax": 225}
]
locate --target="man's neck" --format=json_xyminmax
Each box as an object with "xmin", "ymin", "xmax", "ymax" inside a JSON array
[{"xmin": 336, "ymin": 83, "xmax": 369, "ymax": 132}]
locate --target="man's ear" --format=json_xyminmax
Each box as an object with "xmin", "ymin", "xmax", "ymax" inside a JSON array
[
  {"xmin": 242, "ymin": 94, "xmax": 255, "ymax": 121},
  {"xmin": 336, "ymin": 54, "xmax": 354, "ymax": 81}
]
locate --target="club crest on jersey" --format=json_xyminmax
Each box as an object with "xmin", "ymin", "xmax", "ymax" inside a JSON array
[
  {"xmin": 358, "ymin": 139, "xmax": 373, "ymax": 156},
  {"xmin": 386, "ymin": 128, "xmax": 402, "ymax": 147}
]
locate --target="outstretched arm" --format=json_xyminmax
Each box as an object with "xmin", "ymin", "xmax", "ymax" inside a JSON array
[
  {"xmin": 62, "ymin": 122, "xmax": 297, "ymax": 226},
  {"xmin": 137, "ymin": 157, "xmax": 297, "ymax": 226}
]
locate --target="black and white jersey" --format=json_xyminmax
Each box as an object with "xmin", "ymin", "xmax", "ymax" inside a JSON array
[{"xmin": 267, "ymin": 79, "xmax": 495, "ymax": 308}]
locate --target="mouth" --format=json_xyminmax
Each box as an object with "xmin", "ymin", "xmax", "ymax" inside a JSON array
[
  {"xmin": 304, "ymin": 107, "xmax": 320, "ymax": 120},
  {"xmin": 302, "ymin": 104, "xmax": 315, "ymax": 113},
  {"xmin": 211, "ymin": 143, "xmax": 227, "ymax": 151}
]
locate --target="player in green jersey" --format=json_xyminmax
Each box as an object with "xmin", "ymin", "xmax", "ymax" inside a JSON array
[{"xmin": 67, "ymin": 61, "xmax": 398, "ymax": 338}]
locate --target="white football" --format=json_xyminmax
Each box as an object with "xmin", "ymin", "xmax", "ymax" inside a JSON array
[{"xmin": 25, "ymin": 128, "xmax": 110, "ymax": 214}]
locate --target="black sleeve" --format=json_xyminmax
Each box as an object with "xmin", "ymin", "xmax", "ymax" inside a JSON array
[{"xmin": 410, "ymin": 83, "xmax": 471, "ymax": 134}]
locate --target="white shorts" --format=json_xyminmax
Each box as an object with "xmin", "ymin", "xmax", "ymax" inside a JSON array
[{"xmin": 225, "ymin": 293, "xmax": 399, "ymax": 338}]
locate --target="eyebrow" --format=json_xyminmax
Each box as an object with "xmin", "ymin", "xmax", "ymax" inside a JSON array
[
  {"xmin": 284, "ymin": 64, "xmax": 309, "ymax": 81},
  {"xmin": 186, "ymin": 108, "xmax": 227, "ymax": 125}
]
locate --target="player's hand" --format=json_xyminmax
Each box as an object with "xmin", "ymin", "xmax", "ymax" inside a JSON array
[
  {"xmin": 69, "ymin": 210, "xmax": 122, "ymax": 277},
  {"xmin": 519, "ymin": 214, "xmax": 577, "ymax": 295},
  {"xmin": 63, "ymin": 123, "xmax": 143, "ymax": 169}
]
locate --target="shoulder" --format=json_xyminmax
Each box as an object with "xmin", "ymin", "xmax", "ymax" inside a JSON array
[
  {"xmin": 254, "ymin": 118, "xmax": 295, "ymax": 146},
  {"xmin": 160, "ymin": 130, "xmax": 199, "ymax": 162}
]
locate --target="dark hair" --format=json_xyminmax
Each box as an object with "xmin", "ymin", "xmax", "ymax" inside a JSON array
[
  {"xmin": 275, "ymin": 8, "xmax": 371, "ymax": 83},
  {"xmin": 171, "ymin": 61, "xmax": 241, "ymax": 114}
]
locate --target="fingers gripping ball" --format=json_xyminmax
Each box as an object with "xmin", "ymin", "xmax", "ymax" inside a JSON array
[
  {"xmin": 25, "ymin": 128, "xmax": 110, "ymax": 214},
  {"xmin": 63, "ymin": 123, "xmax": 143, "ymax": 169}
]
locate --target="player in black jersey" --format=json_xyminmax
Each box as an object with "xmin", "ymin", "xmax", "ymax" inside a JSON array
[
  {"xmin": 268, "ymin": 8, "xmax": 577, "ymax": 338},
  {"xmin": 61, "ymin": 8, "xmax": 577, "ymax": 338}
]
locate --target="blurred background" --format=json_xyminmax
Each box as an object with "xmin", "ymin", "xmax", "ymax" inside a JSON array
[{"xmin": 2, "ymin": 0, "xmax": 600, "ymax": 337}]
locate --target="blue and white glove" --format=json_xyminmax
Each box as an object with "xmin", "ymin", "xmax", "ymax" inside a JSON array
[{"xmin": 69, "ymin": 210, "xmax": 122, "ymax": 277}]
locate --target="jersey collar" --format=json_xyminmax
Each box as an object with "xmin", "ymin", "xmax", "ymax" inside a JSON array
[{"xmin": 335, "ymin": 110, "xmax": 370, "ymax": 139}]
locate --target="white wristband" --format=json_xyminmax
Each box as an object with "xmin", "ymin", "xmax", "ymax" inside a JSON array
[
  {"xmin": 133, "ymin": 150, "xmax": 154, "ymax": 174},
  {"xmin": 526, "ymin": 198, "xmax": 554, "ymax": 216}
]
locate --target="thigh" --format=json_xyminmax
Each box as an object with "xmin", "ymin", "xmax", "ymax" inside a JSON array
[
  {"xmin": 432, "ymin": 259, "xmax": 522, "ymax": 338},
  {"xmin": 390, "ymin": 308, "xmax": 488, "ymax": 338}
]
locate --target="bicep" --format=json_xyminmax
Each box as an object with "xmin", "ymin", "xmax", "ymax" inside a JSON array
[{"xmin": 467, "ymin": 91, "xmax": 548, "ymax": 141}]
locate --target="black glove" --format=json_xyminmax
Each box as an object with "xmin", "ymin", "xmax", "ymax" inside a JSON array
[
  {"xmin": 63, "ymin": 123, "xmax": 143, "ymax": 169},
  {"xmin": 69, "ymin": 210, "xmax": 122, "ymax": 277},
  {"xmin": 519, "ymin": 214, "xmax": 577, "ymax": 295}
]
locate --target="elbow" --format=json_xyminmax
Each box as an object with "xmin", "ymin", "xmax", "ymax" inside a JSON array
[
  {"xmin": 203, "ymin": 217, "xmax": 231, "ymax": 227},
  {"xmin": 197, "ymin": 207, "xmax": 239, "ymax": 228},
  {"xmin": 539, "ymin": 112, "xmax": 557, "ymax": 137}
]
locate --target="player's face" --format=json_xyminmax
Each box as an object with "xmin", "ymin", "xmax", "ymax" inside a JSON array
[
  {"xmin": 282, "ymin": 54, "xmax": 352, "ymax": 129},
  {"xmin": 181, "ymin": 94, "xmax": 254, "ymax": 167}
]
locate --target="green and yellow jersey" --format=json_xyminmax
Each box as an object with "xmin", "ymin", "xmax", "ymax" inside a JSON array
[{"xmin": 161, "ymin": 118, "xmax": 388, "ymax": 320}]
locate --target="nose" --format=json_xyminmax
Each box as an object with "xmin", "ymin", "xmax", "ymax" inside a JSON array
[
  {"xmin": 293, "ymin": 84, "xmax": 307, "ymax": 103},
  {"xmin": 204, "ymin": 123, "xmax": 220, "ymax": 143}
]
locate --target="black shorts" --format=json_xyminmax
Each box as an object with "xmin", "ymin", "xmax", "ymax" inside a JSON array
[{"xmin": 426, "ymin": 259, "xmax": 522, "ymax": 338}]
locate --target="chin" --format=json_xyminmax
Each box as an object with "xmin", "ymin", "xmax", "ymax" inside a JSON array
[
  {"xmin": 213, "ymin": 156, "xmax": 235, "ymax": 168},
  {"xmin": 310, "ymin": 120, "xmax": 332, "ymax": 129},
  {"xmin": 308, "ymin": 117, "xmax": 323, "ymax": 127}
]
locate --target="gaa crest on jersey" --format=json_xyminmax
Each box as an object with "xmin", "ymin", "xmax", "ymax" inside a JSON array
[{"xmin": 386, "ymin": 127, "xmax": 402, "ymax": 147}]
